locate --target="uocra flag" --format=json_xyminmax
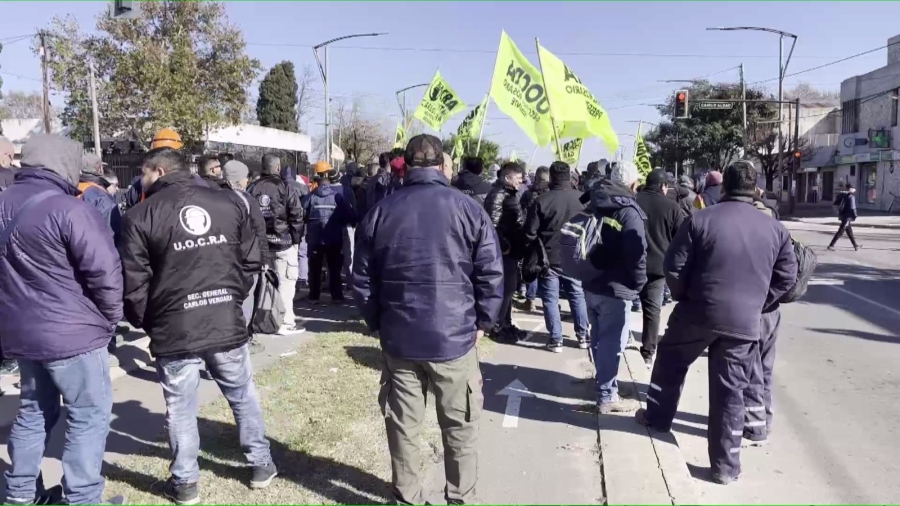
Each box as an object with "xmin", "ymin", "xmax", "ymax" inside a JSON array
[
  {"xmin": 414, "ymin": 70, "xmax": 467, "ymax": 131},
  {"xmin": 633, "ymin": 125, "xmax": 653, "ymax": 180}
]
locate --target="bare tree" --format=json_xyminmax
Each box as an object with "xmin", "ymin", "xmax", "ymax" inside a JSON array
[
  {"xmin": 745, "ymin": 122, "xmax": 810, "ymax": 191},
  {"xmin": 314, "ymin": 95, "xmax": 391, "ymax": 164},
  {"xmin": 0, "ymin": 90, "xmax": 54, "ymax": 120},
  {"xmin": 295, "ymin": 63, "xmax": 319, "ymax": 132},
  {"xmin": 784, "ymin": 82, "xmax": 840, "ymax": 104}
]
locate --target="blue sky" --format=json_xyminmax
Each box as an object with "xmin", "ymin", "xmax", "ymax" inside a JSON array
[{"xmin": 2, "ymin": 1, "xmax": 900, "ymax": 167}]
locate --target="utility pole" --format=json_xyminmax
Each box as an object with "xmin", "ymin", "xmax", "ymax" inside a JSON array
[
  {"xmin": 790, "ymin": 97, "xmax": 800, "ymax": 215},
  {"xmin": 740, "ymin": 63, "xmax": 747, "ymax": 152},
  {"xmin": 324, "ymin": 45, "xmax": 330, "ymax": 163},
  {"xmin": 39, "ymin": 31, "xmax": 51, "ymax": 134},
  {"xmin": 777, "ymin": 34, "xmax": 784, "ymax": 199},
  {"xmin": 88, "ymin": 59, "xmax": 102, "ymax": 157}
]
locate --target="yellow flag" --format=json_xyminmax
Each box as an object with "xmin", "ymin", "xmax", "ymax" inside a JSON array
[
  {"xmin": 414, "ymin": 70, "xmax": 467, "ymax": 131},
  {"xmin": 393, "ymin": 120, "xmax": 406, "ymax": 149},
  {"xmin": 509, "ymin": 150, "xmax": 517, "ymax": 162},
  {"xmin": 556, "ymin": 138, "xmax": 583, "ymax": 167},
  {"xmin": 536, "ymin": 43, "xmax": 619, "ymax": 154},
  {"xmin": 634, "ymin": 125, "xmax": 653, "ymax": 180},
  {"xmin": 453, "ymin": 135, "xmax": 465, "ymax": 165},
  {"xmin": 489, "ymin": 31, "xmax": 554, "ymax": 147},
  {"xmin": 457, "ymin": 95, "xmax": 489, "ymax": 141}
]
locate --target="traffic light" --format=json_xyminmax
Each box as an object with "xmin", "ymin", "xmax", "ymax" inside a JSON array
[
  {"xmin": 674, "ymin": 90, "xmax": 689, "ymax": 119},
  {"xmin": 111, "ymin": 0, "xmax": 137, "ymax": 19}
]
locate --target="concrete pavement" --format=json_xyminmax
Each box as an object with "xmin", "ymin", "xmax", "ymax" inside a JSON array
[{"xmin": 791, "ymin": 213, "xmax": 900, "ymax": 229}]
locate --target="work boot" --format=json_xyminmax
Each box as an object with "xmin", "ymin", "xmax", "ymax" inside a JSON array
[
  {"xmin": 634, "ymin": 408, "xmax": 670, "ymax": 433},
  {"xmin": 598, "ymin": 398, "xmax": 640, "ymax": 414},
  {"xmin": 160, "ymin": 478, "xmax": 199, "ymax": 505},
  {"xmin": 523, "ymin": 299, "xmax": 535, "ymax": 313}
]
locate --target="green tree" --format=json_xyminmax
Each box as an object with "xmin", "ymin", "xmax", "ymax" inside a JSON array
[
  {"xmin": 39, "ymin": 2, "xmax": 260, "ymax": 148},
  {"xmin": 441, "ymin": 135, "xmax": 500, "ymax": 166},
  {"xmin": 257, "ymin": 61, "xmax": 299, "ymax": 132}
]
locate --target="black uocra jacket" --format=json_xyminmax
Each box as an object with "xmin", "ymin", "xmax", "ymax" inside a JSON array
[
  {"xmin": 484, "ymin": 180, "xmax": 525, "ymax": 256},
  {"xmin": 118, "ymin": 171, "xmax": 262, "ymax": 357}
]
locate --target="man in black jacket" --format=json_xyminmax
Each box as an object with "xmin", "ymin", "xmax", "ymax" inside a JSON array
[
  {"xmin": 197, "ymin": 155, "xmax": 229, "ymax": 190},
  {"xmin": 248, "ymin": 154, "xmax": 305, "ymax": 334},
  {"xmin": 118, "ymin": 148, "xmax": 276, "ymax": 504},
  {"xmin": 635, "ymin": 170, "xmax": 683, "ymax": 368},
  {"xmin": 453, "ymin": 156, "xmax": 492, "ymax": 205},
  {"xmin": 523, "ymin": 162, "xmax": 588, "ymax": 352},
  {"xmin": 828, "ymin": 183, "xmax": 860, "ymax": 251},
  {"xmin": 352, "ymin": 135, "xmax": 502, "ymax": 505},
  {"xmin": 636, "ymin": 161, "xmax": 797, "ymax": 485},
  {"xmin": 484, "ymin": 161, "xmax": 526, "ymax": 342}
]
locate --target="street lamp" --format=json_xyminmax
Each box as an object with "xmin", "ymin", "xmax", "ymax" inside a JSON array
[
  {"xmin": 396, "ymin": 83, "xmax": 430, "ymax": 125},
  {"xmin": 707, "ymin": 27, "xmax": 798, "ymax": 187},
  {"xmin": 313, "ymin": 32, "xmax": 387, "ymax": 162}
]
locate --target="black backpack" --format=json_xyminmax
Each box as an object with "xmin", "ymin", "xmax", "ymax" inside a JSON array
[
  {"xmin": 779, "ymin": 238, "xmax": 817, "ymax": 304},
  {"xmin": 521, "ymin": 239, "xmax": 549, "ymax": 283}
]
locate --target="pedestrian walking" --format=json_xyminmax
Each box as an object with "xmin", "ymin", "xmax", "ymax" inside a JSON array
[
  {"xmin": 302, "ymin": 168, "xmax": 354, "ymax": 304},
  {"xmin": 453, "ymin": 156, "xmax": 492, "ymax": 205},
  {"xmin": 636, "ymin": 160, "xmax": 797, "ymax": 485},
  {"xmin": 828, "ymin": 183, "xmax": 860, "ymax": 251},
  {"xmin": 484, "ymin": 161, "xmax": 528, "ymax": 342},
  {"xmin": 519, "ymin": 166, "xmax": 550, "ymax": 312},
  {"xmin": 635, "ymin": 169, "xmax": 683, "ymax": 368},
  {"xmin": 523, "ymin": 162, "xmax": 588, "ymax": 352},
  {"xmin": 578, "ymin": 161, "xmax": 647, "ymax": 413},
  {"xmin": 352, "ymin": 134, "xmax": 503, "ymax": 505},
  {"xmin": 118, "ymin": 147, "xmax": 276, "ymax": 504},
  {"xmin": 0, "ymin": 135, "xmax": 123, "ymax": 505},
  {"xmin": 248, "ymin": 154, "xmax": 306, "ymax": 334}
]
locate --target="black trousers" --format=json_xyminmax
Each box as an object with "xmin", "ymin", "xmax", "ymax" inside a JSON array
[
  {"xmin": 742, "ymin": 310, "xmax": 780, "ymax": 440},
  {"xmin": 309, "ymin": 243, "xmax": 344, "ymax": 301},
  {"xmin": 828, "ymin": 217, "xmax": 858, "ymax": 248},
  {"xmin": 639, "ymin": 275, "xmax": 667, "ymax": 359},
  {"xmin": 497, "ymin": 255, "xmax": 519, "ymax": 329},
  {"xmin": 644, "ymin": 316, "xmax": 754, "ymax": 479}
]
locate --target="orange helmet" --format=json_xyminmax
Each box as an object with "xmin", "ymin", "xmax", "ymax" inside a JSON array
[
  {"xmin": 151, "ymin": 128, "xmax": 184, "ymax": 150},
  {"xmin": 314, "ymin": 161, "xmax": 332, "ymax": 174}
]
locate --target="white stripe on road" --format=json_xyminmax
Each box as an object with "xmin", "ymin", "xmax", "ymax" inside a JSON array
[
  {"xmin": 826, "ymin": 284, "xmax": 900, "ymax": 320},
  {"xmin": 502, "ymin": 396, "xmax": 524, "ymax": 428}
]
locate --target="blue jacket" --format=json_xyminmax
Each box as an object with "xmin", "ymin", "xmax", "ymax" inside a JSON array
[
  {"xmin": 281, "ymin": 166, "xmax": 309, "ymax": 198},
  {"xmin": 364, "ymin": 169, "xmax": 397, "ymax": 213},
  {"xmin": 79, "ymin": 173, "xmax": 121, "ymax": 237},
  {"xmin": 302, "ymin": 183, "xmax": 354, "ymax": 247},
  {"xmin": 0, "ymin": 168, "xmax": 124, "ymax": 361},
  {"xmin": 665, "ymin": 196, "xmax": 797, "ymax": 340},
  {"xmin": 582, "ymin": 179, "xmax": 648, "ymax": 300},
  {"xmin": 352, "ymin": 168, "xmax": 504, "ymax": 362}
]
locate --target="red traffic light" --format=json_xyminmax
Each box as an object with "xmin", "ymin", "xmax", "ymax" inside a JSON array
[
  {"xmin": 793, "ymin": 151, "xmax": 802, "ymax": 158},
  {"xmin": 677, "ymin": 93, "xmax": 686, "ymax": 101}
]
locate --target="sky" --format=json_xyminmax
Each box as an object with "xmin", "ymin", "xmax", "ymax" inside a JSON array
[{"xmin": 3, "ymin": 1, "xmax": 900, "ymax": 168}]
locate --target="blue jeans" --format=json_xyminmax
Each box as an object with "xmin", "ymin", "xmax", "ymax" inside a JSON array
[
  {"xmin": 585, "ymin": 292, "xmax": 631, "ymax": 404},
  {"xmin": 5, "ymin": 347, "xmax": 112, "ymax": 505},
  {"xmin": 538, "ymin": 268, "xmax": 589, "ymax": 344},
  {"xmin": 156, "ymin": 344, "xmax": 272, "ymax": 485},
  {"xmin": 525, "ymin": 279, "xmax": 538, "ymax": 301},
  {"xmin": 298, "ymin": 238, "xmax": 309, "ymax": 283}
]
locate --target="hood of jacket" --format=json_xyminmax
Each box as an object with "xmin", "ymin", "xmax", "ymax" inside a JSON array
[
  {"xmin": 314, "ymin": 182, "xmax": 338, "ymax": 198},
  {"xmin": 589, "ymin": 178, "xmax": 644, "ymax": 216},
  {"xmin": 281, "ymin": 165, "xmax": 298, "ymax": 182},
  {"xmin": 454, "ymin": 170, "xmax": 488, "ymax": 191},
  {"xmin": 532, "ymin": 180, "xmax": 551, "ymax": 193},
  {"xmin": 14, "ymin": 167, "xmax": 80, "ymax": 196},
  {"xmin": 144, "ymin": 171, "xmax": 198, "ymax": 198}
]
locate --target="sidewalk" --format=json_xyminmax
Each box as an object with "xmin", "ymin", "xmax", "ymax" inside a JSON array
[{"xmin": 788, "ymin": 214, "xmax": 900, "ymax": 229}]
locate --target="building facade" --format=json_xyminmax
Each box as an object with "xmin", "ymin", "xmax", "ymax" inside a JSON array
[{"xmin": 839, "ymin": 33, "xmax": 900, "ymax": 212}]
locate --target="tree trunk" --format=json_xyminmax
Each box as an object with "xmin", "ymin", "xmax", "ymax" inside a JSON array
[{"xmin": 765, "ymin": 169, "xmax": 777, "ymax": 191}]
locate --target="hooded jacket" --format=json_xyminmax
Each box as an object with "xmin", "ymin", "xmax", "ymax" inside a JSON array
[
  {"xmin": 281, "ymin": 165, "xmax": 309, "ymax": 198},
  {"xmin": 696, "ymin": 183, "xmax": 722, "ymax": 209},
  {"xmin": 247, "ymin": 173, "xmax": 305, "ymax": 252},
  {"xmin": 484, "ymin": 180, "xmax": 525, "ymax": 256},
  {"xmin": 302, "ymin": 182, "xmax": 354, "ymax": 248},
  {"xmin": 664, "ymin": 196, "xmax": 797, "ymax": 340},
  {"xmin": 118, "ymin": 171, "xmax": 261, "ymax": 357},
  {"xmin": 581, "ymin": 179, "xmax": 648, "ymax": 300},
  {"xmin": 836, "ymin": 191, "xmax": 858, "ymax": 221},
  {"xmin": 352, "ymin": 168, "xmax": 503, "ymax": 362},
  {"xmin": 364, "ymin": 168, "xmax": 397, "ymax": 212},
  {"xmin": 0, "ymin": 167, "xmax": 123, "ymax": 361},
  {"xmin": 523, "ymin": 180, "xmax": 584, "ymax": 268},
  {"xmin": 675, "ymin": 184, "xmax": 697, "ymax": 218},
  {"xmin": 520, "ymin": 180, "xmax": 550, "ymax": 212},
  {"xmin": 79, "ymin": 172, "xmax": 122, "ymax": 237},
  {"xmin": 636, "ymin": 185, "xmax": 684, "ymax": 278},
  {"xmin": 453, "ymin": 170, "xmax": 492, "ymax": 205}
]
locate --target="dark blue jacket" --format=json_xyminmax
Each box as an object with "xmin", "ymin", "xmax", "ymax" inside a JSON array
[
  {"xmin": 281, "ymin": 166, "xmax": 309, "ymax": 198},
  {"xmin": 364, "ymin": 169, "xmax": 397, "ymax": 212},
  {"xmin": 302, "ymin": 183, "xmax": 354, "ymax": 248},
  {"xmin": 582, "ymin": 179, "xmax": 648, "ymax": 300},
  {"xmin": 665, "ymin": 196, "xmax": 797, "ymax": 340},
  {"xmin": 837, "ymin": 191, "xmax": 858, "ymax": 221},
  {"xmin": 352, "ymin": 168, "xmax": 504, "ymax": 362},
  {"xmin": 334, "ymin": 174, "xmax": 358, "ymax": 222},
  {"xmin": 79, "ymin": 173, "xmax": 121, "ymax": 237},
  {"xmin": 0, "ymin": 168, "xmax": 124, "ymax": 361}
]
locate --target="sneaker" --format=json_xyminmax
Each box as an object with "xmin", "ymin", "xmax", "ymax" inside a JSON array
[
  {"xmin": 598, "ymin": 398, "xmax": 640, "ymax": 414},
  {"xmin": 642, "ymin": 354, "xmax": 653, "ymax": 370},
  {"xmin": 250, "ymin": 463, "xmax": 278, "ymax": 489},
  {"xmin": 577, "ymin": 336, "xmax": 589, "ymax": 349},
  {"xmin": 249, "ymin": 340, "xmax": 266, "ymax": 355},
  {"xmin": 0, "ymin": 359, "xmax": 19, "ymax": 375},
  {"xmin": 277, "ymin": 324, "xmax": 306, "ymax": 336},
  {"xmin": 161, "ymin": 478, "xmax": 200, "ymax": 505},
  {"xmin": 199, "ymin": 369, "xmax": 213, "ymax": 381},
  {"xmin": 523, "ymin": 299, "xmax": 535, "ymax": 312},
  {"xmin": 711, "ymin": 472, "xmax": 739, "ymax": 485},
  {"xmin": 854, "ymin": 245, "xmax": 862, "ymax": 251},
  {"xmin": 826, "ymin": 246, "xmax": 836, "ymax": 251},
  {"xmin": 545, "ymin": 341, "xmax": 563, "ymax": 353}
]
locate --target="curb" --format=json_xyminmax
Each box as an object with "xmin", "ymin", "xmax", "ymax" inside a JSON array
[{"xmin": 788, "ymin": 218, "xmax": 900, "ymax": 230}]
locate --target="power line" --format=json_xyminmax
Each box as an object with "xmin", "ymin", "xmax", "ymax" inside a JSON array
[
  {"xmin": 748, "ymin": 38, "xmax": 900, "ymax": 86},
  {"xmin": 0, "ymin": 33, "xmax": 36, "ymax": 43}
]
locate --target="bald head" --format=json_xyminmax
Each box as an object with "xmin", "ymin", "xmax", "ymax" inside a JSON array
[{"xmin": 0, "ymin": 136, "xmax": 15, "ymax": 169}]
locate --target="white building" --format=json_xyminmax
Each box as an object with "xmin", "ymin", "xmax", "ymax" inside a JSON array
[{"xmin": 838, "ymin": 33, "xmax": 900, "ymax": 212}]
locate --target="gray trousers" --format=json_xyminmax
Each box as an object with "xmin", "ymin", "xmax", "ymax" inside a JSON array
[{"xmin": 742, "ymin": 310, "xmax": 780, "ymax": 440}]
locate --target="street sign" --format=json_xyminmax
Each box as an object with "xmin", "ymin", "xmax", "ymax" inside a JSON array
[{"xmin": 697, "ymin": 101, "xmax": 735, "ymax": 110}]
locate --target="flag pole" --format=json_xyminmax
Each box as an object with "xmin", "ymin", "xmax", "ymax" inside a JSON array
[
  {"xmin": 634, "ymin": 121, "xmax": 642, "ymax": 160},
  {"xmin": 535, "ymin": 37, "xmax": 563, "ymax": 159},
  {"xmin": 478, "ymin": 31, "xmax": 505, "ymax": 156},
  {"xmin": 528, "ymin": 146, "xmax": 538, "ymax": 167}
]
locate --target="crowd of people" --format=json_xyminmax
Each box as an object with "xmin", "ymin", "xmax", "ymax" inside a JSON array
[{"xmin": 0, "ymin": 125, "xmax": 809, "ymax": 504}]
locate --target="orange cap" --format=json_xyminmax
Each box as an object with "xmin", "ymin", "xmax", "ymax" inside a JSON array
[
  {"xmin": 151, "ymin": 128, "xmax": 184, "ymax": 150},
  {"xmin": 314, "ymin": 161, "xmax": 332, "ymax": 174}
]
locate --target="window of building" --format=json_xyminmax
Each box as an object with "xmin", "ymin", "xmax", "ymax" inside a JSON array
[
  {"xmin": 859, "ymin": 162, "xmax": 878, "ymax": 204},
  {"xmin": 842, "ymin": 100, "xmax": 860, "ymax": 134}
]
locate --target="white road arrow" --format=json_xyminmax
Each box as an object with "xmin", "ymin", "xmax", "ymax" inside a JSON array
[{"xmin": 498, "ymin": 379, "xmax": 535, "ymax": 428}]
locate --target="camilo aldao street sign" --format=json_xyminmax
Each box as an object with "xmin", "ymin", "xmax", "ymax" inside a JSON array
[{"xmin": 696, "ymin": 100, "xmax": 735, "ymax": 110}]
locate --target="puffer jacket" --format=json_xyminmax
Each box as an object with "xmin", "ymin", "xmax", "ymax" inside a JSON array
[
  {"xmin": 352, "ymin": 168, "xmax": 503, "ymax": 362},
  {"xmin": 78, "ymin": 172, "xmax": 122, "ymax": 237},
  {"xmin": 581, "ymin": 179, "xmax": 648, "ymax": 300},
  {"xmin": 484, "ymin": 180, "xmax": 525, "ymax": 256},
  {"xmin": 0, "ymin": 168, "xmax": 123, "ymax": 361},
  {"xmin": 247, "ymin": 174, "xmax": 305, "ymax": 252}
]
